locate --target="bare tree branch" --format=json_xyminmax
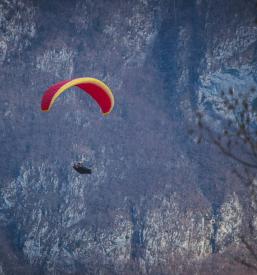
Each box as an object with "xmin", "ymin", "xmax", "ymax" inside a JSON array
[{"xmin": 192, "ymin": 87, "xmax": 257, "ymax": 271}]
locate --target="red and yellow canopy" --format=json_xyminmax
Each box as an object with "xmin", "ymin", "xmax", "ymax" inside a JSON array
[{"xmin": 41, "ymin": 77, "xmax": 114, "ymax": 115}]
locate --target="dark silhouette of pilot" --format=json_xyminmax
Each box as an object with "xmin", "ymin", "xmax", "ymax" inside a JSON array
[{"xmin": 73, "ymin": 162, "xmax": 92, "ymax": 174}]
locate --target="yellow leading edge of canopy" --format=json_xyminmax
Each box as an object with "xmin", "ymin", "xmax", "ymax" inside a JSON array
[{"xmin": 44, "ymin": 77, "xmax": 114, "ymax": 115}]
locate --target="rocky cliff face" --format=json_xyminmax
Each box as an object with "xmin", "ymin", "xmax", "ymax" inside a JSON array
[{"xmin": 0, "ymin": 0, "xmax": 256, "ymax": 274}]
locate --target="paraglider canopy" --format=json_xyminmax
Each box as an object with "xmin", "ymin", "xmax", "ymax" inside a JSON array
[{"xmin": 41, "ymin": 77, "xmax": 114, "ymax": 115}]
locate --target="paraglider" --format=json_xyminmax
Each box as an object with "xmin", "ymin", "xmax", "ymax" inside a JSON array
[
  {"xmin": 41, "ymin": 77, "xmax": 114, "ymax": 115},
  {"xmin": 41, "ymin": 77, "xmax": 114, "ymax": 174}
]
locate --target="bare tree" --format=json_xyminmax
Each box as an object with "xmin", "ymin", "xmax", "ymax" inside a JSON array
[{"xmin": 190, "ymin": 87, "xmax": 257, "ymax": 271}]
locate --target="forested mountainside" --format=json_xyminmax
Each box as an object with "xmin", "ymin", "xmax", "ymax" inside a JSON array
[{"xmin": 0, "ymin": 0, "xmax": 256, "ymax": 274}]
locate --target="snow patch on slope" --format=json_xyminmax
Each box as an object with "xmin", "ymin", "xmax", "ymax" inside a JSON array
[
  {"xmin": 36, "ymin": 48, "xmax": 74, "ymax": 78},
  {"xmin": 0, "ymin": 0, "xmax": 36, "ymax": 64},
  {"xmin": 198, "ymin": 65, "xmax": 257, "ymax": 125}
]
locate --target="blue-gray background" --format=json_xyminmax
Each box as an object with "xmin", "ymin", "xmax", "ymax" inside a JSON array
[{"xmin": 0, "ymin": 0, "xmax": 256, "ymax": 274}]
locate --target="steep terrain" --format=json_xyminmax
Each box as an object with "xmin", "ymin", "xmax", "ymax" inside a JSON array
[{"xmin": 0, "ymin": 0, "xmax": 257, "ymax": 274}]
